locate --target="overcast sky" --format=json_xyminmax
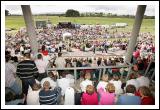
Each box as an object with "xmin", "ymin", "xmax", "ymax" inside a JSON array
[{"xmin": 5, "ymin": 5, "xmax": 155, "ymax": 16}]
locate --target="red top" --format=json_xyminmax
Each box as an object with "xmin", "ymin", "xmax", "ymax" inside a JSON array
[
  {"xmin": 81, "ymin": 92, "xmax": 98, "ymax": 105},
  {"xmin": 112, "ymin": 68, "xmax": 119, "ymax": 73},
  {"xmin": 42, "ymin": 50, "xmax": 48, "ymax": 56},
  {"xmin": 141, "ymin": 96, "xmax": 155, "ymax": 105},
  {"xmin": 133, "ymin": 50, "xmax": 140, "ymax": 59}
]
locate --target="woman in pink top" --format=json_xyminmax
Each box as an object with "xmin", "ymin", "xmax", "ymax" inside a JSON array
[
  {"xmin": 81, "ymin": 85, "xmax": 98, "ymax": 105},
  {"xmin": 98, "ymin": 83, "xmax": 116, "ymax": 105}
]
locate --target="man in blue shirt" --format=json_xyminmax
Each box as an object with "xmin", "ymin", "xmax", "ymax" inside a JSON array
[
  {"xmin": 117, "ymin": 84, "xmax": 141, "ymax": 105},
  {"xmin": 39, "ymin": 81, "xmax": 61, "ymax": 105}
]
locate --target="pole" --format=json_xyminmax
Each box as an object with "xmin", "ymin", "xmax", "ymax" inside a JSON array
[
  {"xmin": 21, "ymin": 5, "xmax": 38, "ymax": 56},
  {"xmin": 125, "ymin": 5, "xmax": 146, "ymax": 63}
]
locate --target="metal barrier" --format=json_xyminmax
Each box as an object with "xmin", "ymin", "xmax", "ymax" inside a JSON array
[{"xmin": 46, "ymin": 64, "xmax": 132, "ymax": 82}]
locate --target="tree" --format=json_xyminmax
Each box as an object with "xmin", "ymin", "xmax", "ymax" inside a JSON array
[
  {"xmin": 65, "ymin": 9, "xmax": 80, "ymax": 17},
  {"xmin": 5, "ymin": 10, "xmax": 9, "ymax": 16}
]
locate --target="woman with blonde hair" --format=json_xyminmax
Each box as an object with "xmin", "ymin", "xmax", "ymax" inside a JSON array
[
  {"xmin": 97, "ymin": 74, "xmax": 108, "ymax": 91},
  {"xmin": 98, "ymin": 83, "xmax": 116, "ymax": 105}
]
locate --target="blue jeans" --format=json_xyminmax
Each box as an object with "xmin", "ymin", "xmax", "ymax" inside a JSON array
[{"xmin": 21, "ymin": 78, "xmax": 36, "ymax": 95}]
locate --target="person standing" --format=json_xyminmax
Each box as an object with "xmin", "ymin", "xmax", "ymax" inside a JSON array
[
  {"xmin": 104, "ymin": 42, "xmax": 108, "ymax": 53},
  {"xmin": 59, "ymin": 41, "xmax": 63, "ymax": 53},
  {"xmin": 35, "ymin": 54, "xmax": 48, "ymax": 81},
  {"xmin": 55, "ymin": 52, "xmax": 66, "ymax": 74},
  {"xmin": 16, "ymin": 53, "xmax": 39, "ymax": 97},
  {"xmin": 5, "ymin": 53, "xmax": 21, "ymax": 95},
  {"xmin": 93, "ymin": 45, "xmax": 96, "ymax": 54}
]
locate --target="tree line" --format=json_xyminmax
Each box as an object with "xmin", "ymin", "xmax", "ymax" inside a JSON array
[{"xmin": 5, "ymin": 9, "xmax": 155, "ymax": 19}]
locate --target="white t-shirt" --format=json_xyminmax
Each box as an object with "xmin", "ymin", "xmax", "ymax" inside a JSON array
[
  {"xmin": 55, "ymin": 57, "xmax": 66, "ymax": 68},
  {"xmin": 27, "ymin": 88, "xmax": 40, "ymax": 105},
  {"xmin": 35, "ymin": 59, "xmax": 47, "ymax": 73},
  {"xmin": 20, "ymin": 46, "xmax": 24, "ymax": 52},
  {"xmin": 96, "ymin": 81, "xmax": 108, "ymax": 91},
  {"xmin": 109, "ymin": 80, "xmax": 123, "ymax": 95},
  {"xmin": 80, "ymin": 79, "xmax": 93, "ymax": 92},
  {"xmin": 136, "ymin": 76, "xmax": 150, "ymax": 87},
  {"xmin": 57, "ymin": 78, "xmax": 71, "ymax": 96},
  {"xmin": 64, "ymin": 87, "xmax": 75, "ymax": 105},
  {"xmin": 66, "ymin": 74, "xmax": 75, "ymax": 87},
  {"xmin": 66, "ymin": 74, "xmax": 75, "ymax": 79},
  {"xmin": 126, "ymin": 79, "xmax": 140, "ymax": 90},
  {"xmin": 42, "ymin": 55, "xmax": 50, "ymax": 66}
]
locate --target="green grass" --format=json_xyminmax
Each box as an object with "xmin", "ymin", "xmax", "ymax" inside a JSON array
[{"xmin": 5, "ymin": 16, "xmax": 155, "ymax": 34}]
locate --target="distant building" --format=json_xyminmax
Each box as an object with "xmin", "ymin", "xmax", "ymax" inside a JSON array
[{"xmin": 35, "ymin": 20, "xmax": 47, "ymax": 29}]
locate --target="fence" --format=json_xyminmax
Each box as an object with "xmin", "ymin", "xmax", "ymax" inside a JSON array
[{"xmin": 46, "ymin": 64, "xmax": 132, "ymax": 82}]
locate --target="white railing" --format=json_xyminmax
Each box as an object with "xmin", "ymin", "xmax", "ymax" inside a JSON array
[{"xmin": 46, "ymin": 63, "xmax": 133, "ymax": 82}]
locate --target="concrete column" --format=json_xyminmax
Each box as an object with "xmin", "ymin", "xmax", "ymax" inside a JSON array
[
  {"xmin": 21, "ymin": 5, "xmax": 38, "ymax": 56},
  {"xmin": 125, "ymin": 5, "xmax": 146, "ymax": 63}
]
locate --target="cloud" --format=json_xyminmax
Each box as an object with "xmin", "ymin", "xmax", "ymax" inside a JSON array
[{"xmin": 5, "ymin": 5, "xmax": 155, "ymax": 16}]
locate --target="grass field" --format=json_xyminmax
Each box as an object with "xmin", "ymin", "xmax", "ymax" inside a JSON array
[{"xmin": 5, "ymin": 16, "xmax": 155, "ymax": 34}]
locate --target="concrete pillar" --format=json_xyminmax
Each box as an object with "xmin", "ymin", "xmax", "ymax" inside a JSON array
[
  {"xmin": 21, "ymin": 5, "xmax": 38, "ymax": 56},
  {"xmin": 125, "ymin": 5, "xmax": 146, "ymax": 63}
]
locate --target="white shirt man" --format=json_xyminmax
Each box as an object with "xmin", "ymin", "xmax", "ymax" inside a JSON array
[
  {"xmin": 35, "ymin": 58, "xmax": 48, "ymax": 74},
  {"xmin": 80, "ymin": 79, "xmax": 93, "ymax": 92},
  {"xmin": 136, "ymin": 76, "xmax": 150, "ymax": 87},
  {"xmin": 55, "ymin": 57, "xmax": 66, "ymax": 68},
  {"xmin": 126, "ymin": 79, "xmax": 140, "ymax": 91}
]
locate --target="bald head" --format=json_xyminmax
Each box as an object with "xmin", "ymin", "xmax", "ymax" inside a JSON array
[{"xmin": 43, "ymin": 81, "xmax": 50, "ymax": 90}]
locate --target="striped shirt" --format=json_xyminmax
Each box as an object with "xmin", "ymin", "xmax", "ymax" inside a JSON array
[
  {"xmin": 16, "ymin": 60, "xmax": 38, "ymax": 79},
  {"xmin": 39, "ymin": 87, "xmax": 61, "ymax": 105}
]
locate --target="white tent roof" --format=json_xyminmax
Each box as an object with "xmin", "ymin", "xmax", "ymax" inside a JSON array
[{"xmin": 62, "ymin": 32, "xmax": 72, "ymax": 41}]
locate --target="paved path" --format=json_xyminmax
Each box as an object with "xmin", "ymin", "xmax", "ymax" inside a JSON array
[{"xmin": 62, "ymin": 48, "xmax": 127, "ymax": 58}]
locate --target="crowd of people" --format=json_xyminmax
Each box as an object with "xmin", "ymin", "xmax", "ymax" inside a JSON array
[{"xmin": 5, "ymin": 25, "xmax": 155, "ymax": 105}]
